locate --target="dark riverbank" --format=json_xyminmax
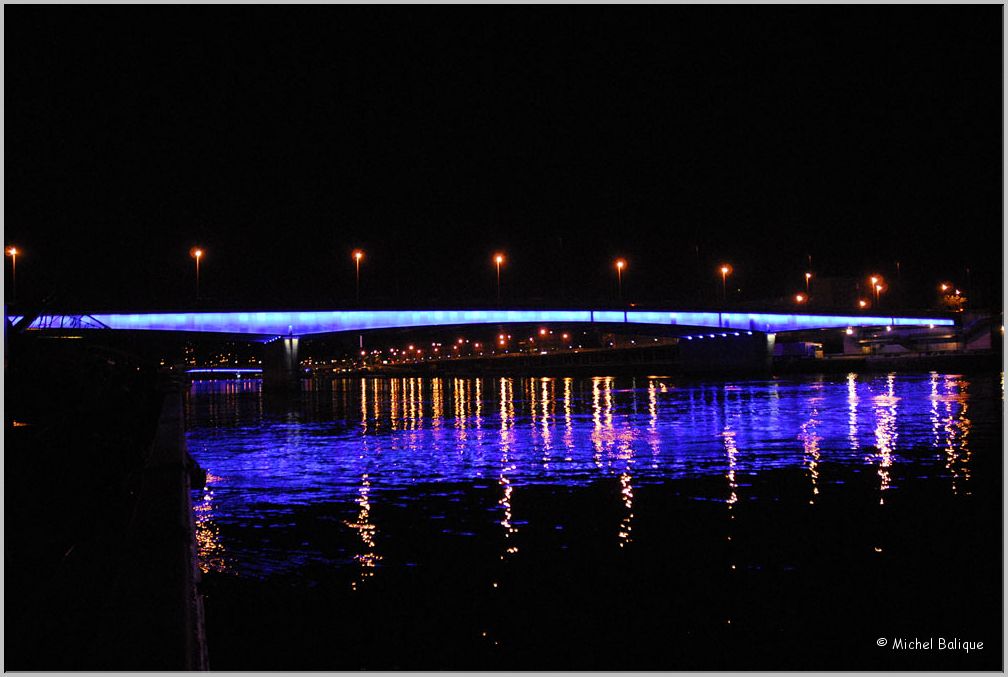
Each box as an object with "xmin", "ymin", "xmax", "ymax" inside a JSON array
[{"xmin": 5, "ymin": 335, "xmax": 207, "ymax": 670}]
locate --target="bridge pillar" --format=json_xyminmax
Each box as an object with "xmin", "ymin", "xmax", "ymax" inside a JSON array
[
  {"xmin": 677, "ymin": 331, "xmax": 775, "ymax": 375},
  {"xmin": 262, "ymin": 337, "xmax": 302, "ymax": 390}
]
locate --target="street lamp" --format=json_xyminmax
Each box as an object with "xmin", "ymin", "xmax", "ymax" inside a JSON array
[
  {"xmin": 352, "ymin": 249, "xmax": 364, "ymax": 303},
  {"xmin": 494, "ymin": 253, "xmax": 505, "ymax": 304},
  {"xmin": 719, "ymin": 264, "xmax": 731, "ymax": 302},
  {"xmin": 858, "ymin": 299, "xmax": 868, "ymax": 309},
  {"xmin": 6, "ymin": 246, "xmax": 18, "ymax": 301},
  {"xmin": 805, "ymin": 272, "xmax": 812, "ymax": 294},
  {"xmin": 190, "ymin": 247, "xmax": 203, "ymax": 301},
  {"xmin": 615, "ymin": 258, "xmax": 626, "ymax": 302},
  {"xmin": 869, "ymin": 275, "xmax": 883, "ymax": 307},
  {"xmin": 795, "ymin": 293, "xmax": 805, "ymax": 303}
]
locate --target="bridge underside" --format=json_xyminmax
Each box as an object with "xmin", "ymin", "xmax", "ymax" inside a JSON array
[{"xmin": 13, "ymin": 309, "xmax": 955, "ymax": 341}]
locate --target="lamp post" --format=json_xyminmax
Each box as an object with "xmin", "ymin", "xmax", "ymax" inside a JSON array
[
  {"xmin": 190, "ymin": 247, "xmax": 203, "ymax": 301},
  {"xmin": 352, "ymin": 249, "xmax": 364, "ymax": 304},
  {"xmin": 869, "ymin": 275, "xmax": 880, "ymax": 308},
  {"xmin": 805, "ymin": 272, "xmax": 811, "ymax": 294},
  {"xmin": 6, "ymin": 246, "xmax": 18, "ymax": 301},
  {"xmin": 719, "ymin": 264, "xmax": 731, "ymax": 302},
  {"xmin": 494, "ymin": 253, "xmax": 505, "ymax": 304},
  {"xmin": 615, "ymin": 259, "xmax": 626, "ymax": 302}
]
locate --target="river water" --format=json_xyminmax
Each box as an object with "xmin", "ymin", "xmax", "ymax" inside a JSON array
[{"xmin": 185, "ymin": 372, "xmax": 1002, "ymax": 670}]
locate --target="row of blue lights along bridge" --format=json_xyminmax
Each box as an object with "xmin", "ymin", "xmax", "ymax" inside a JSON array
[{"xmin": 10, "ymin": 309, "xmax": 955, "ymax": 339}]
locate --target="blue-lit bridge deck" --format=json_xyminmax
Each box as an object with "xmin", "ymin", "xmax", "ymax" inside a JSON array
[{"xmin": 12, "ymin": 308, "xmax": 955, "ymax": 339}]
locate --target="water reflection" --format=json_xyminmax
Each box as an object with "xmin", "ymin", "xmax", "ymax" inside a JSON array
[
  {"xmin": 185, "ymin": 372, "xmax": 990, "ymax": 580},
  {"xmin": 647, "ymin": 380, "xmax": 659, "ymax": 470},
  {"xmin": 591, "ymin": 377, "xmax": 604, "ymax": 469},
  {"xmin": 723, "ymin": 427, "xmax": 739, "ymax": 592},
  {"xmin": 847, "ymin": 373, "xmax": 859, "ymax": 452},
  {"xmin": 431, "ymin": 378, "xmax": 443, "ymax": 428},
  {"xmin": 453, "ymin": 378, "xmax": 466, "ymax": 433},
  {"xmin": 930, "ymin": 372, "xmax": 941, "ymax": 449},
  {"xmin": 346, "ymin": 473, "xmax": 381, "ymax": 589},
  {"xmin": 194, "ymin": 471, "xmax": 228, "ymax": 574},
  {"xmin": 539, "ymin": 378, "xmax": 552, "ymax": 469},
  {"xmin": 939, "ymin": 375, "xmax": 973, "ymax": 496},
  {"xmin": 872, "ymin": 374, "xmax": 899, "ymax": 504},
  {"xmin": 617, "ymin": 471, "xmax": 634, "ymax": 548},
  {"xmin": 723, "ymin": 429, "xmax": 739, "ymax": 508},
  {"xmin": 499, "ymin": 378, "xmax": 518, "ymax": 560},
  {"xmin": 562, "ymin": 378, "xmax": 573, "ymax": 462},
  {"xmin": 800, "ymin": 409, "xmax": 821, "ymax": 504},
  {"xmin": 360, "ymin": 379, "xmax": 368, "ymax": 433},
  {"xmin": 409, "ymin": 378, "xmax": 421, "ymax": 429}
]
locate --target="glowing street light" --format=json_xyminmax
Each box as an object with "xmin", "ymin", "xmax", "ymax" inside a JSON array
[
  {"xmin": 869, "ymin": 275, "xmax": 883, "ymax": 307},
  {"xmin": 719, "ymin": 264, "xmax": 732, "ymax": 302},
  {"xmin": 805, "ymin": 272, "xmax": 812, "ymax": 294},
  {"xmin": 858, "ymin": 299, "xmax": 868, "ymax": 309},
  {"xmin": 6, "ymin": 246, "xmax": 18, "ymax": 301},
  {"xmin": 493, "ymin": 253, "xmax": 505, "ymax": 304},
  {"xmin": 190, "ymin": 247, "xmax": 204, "ymax": 301},
  {"xmin": 352, "ymin": 249, "xmax": 364, "ymax": 303},
  {"xmin": 615, "ymin": 259, "xmax": 626, "ymax": 301},
  {"xmin": 795, "ymin": 293, "xmax": 805, "ymax": 303}
]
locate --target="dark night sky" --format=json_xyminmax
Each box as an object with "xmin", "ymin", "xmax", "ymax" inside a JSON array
[{"xmin": 5, "ymin": 7, "xmax": 1003, "ymax": 311}]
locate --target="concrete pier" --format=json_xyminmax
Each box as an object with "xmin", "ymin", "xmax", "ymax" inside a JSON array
[{"xmin": 263, "ymin": 336, "xmax": 302, "ymax": 390}]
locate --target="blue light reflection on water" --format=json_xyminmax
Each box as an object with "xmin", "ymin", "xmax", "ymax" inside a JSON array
[{"xmin": 186, "ymin": 372, "xmax": 981, "ymax": 578}]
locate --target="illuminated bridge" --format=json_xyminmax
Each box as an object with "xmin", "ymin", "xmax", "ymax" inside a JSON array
[
  {"xmin": 12, "ymin": 308, "xmax": 954, "ymax": 338},
  {"xmin": 10, "ymin": 308, "xmax": 956, "ymax": 385}
]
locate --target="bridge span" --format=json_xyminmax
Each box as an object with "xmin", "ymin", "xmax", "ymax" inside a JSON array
[
  {"xmin": 13, "ymin": 308, "xmax": 954, "ymax": 338},
  {"xmin": 11, "ymin": 308, "xmax": 955, "ymax": 387}
]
